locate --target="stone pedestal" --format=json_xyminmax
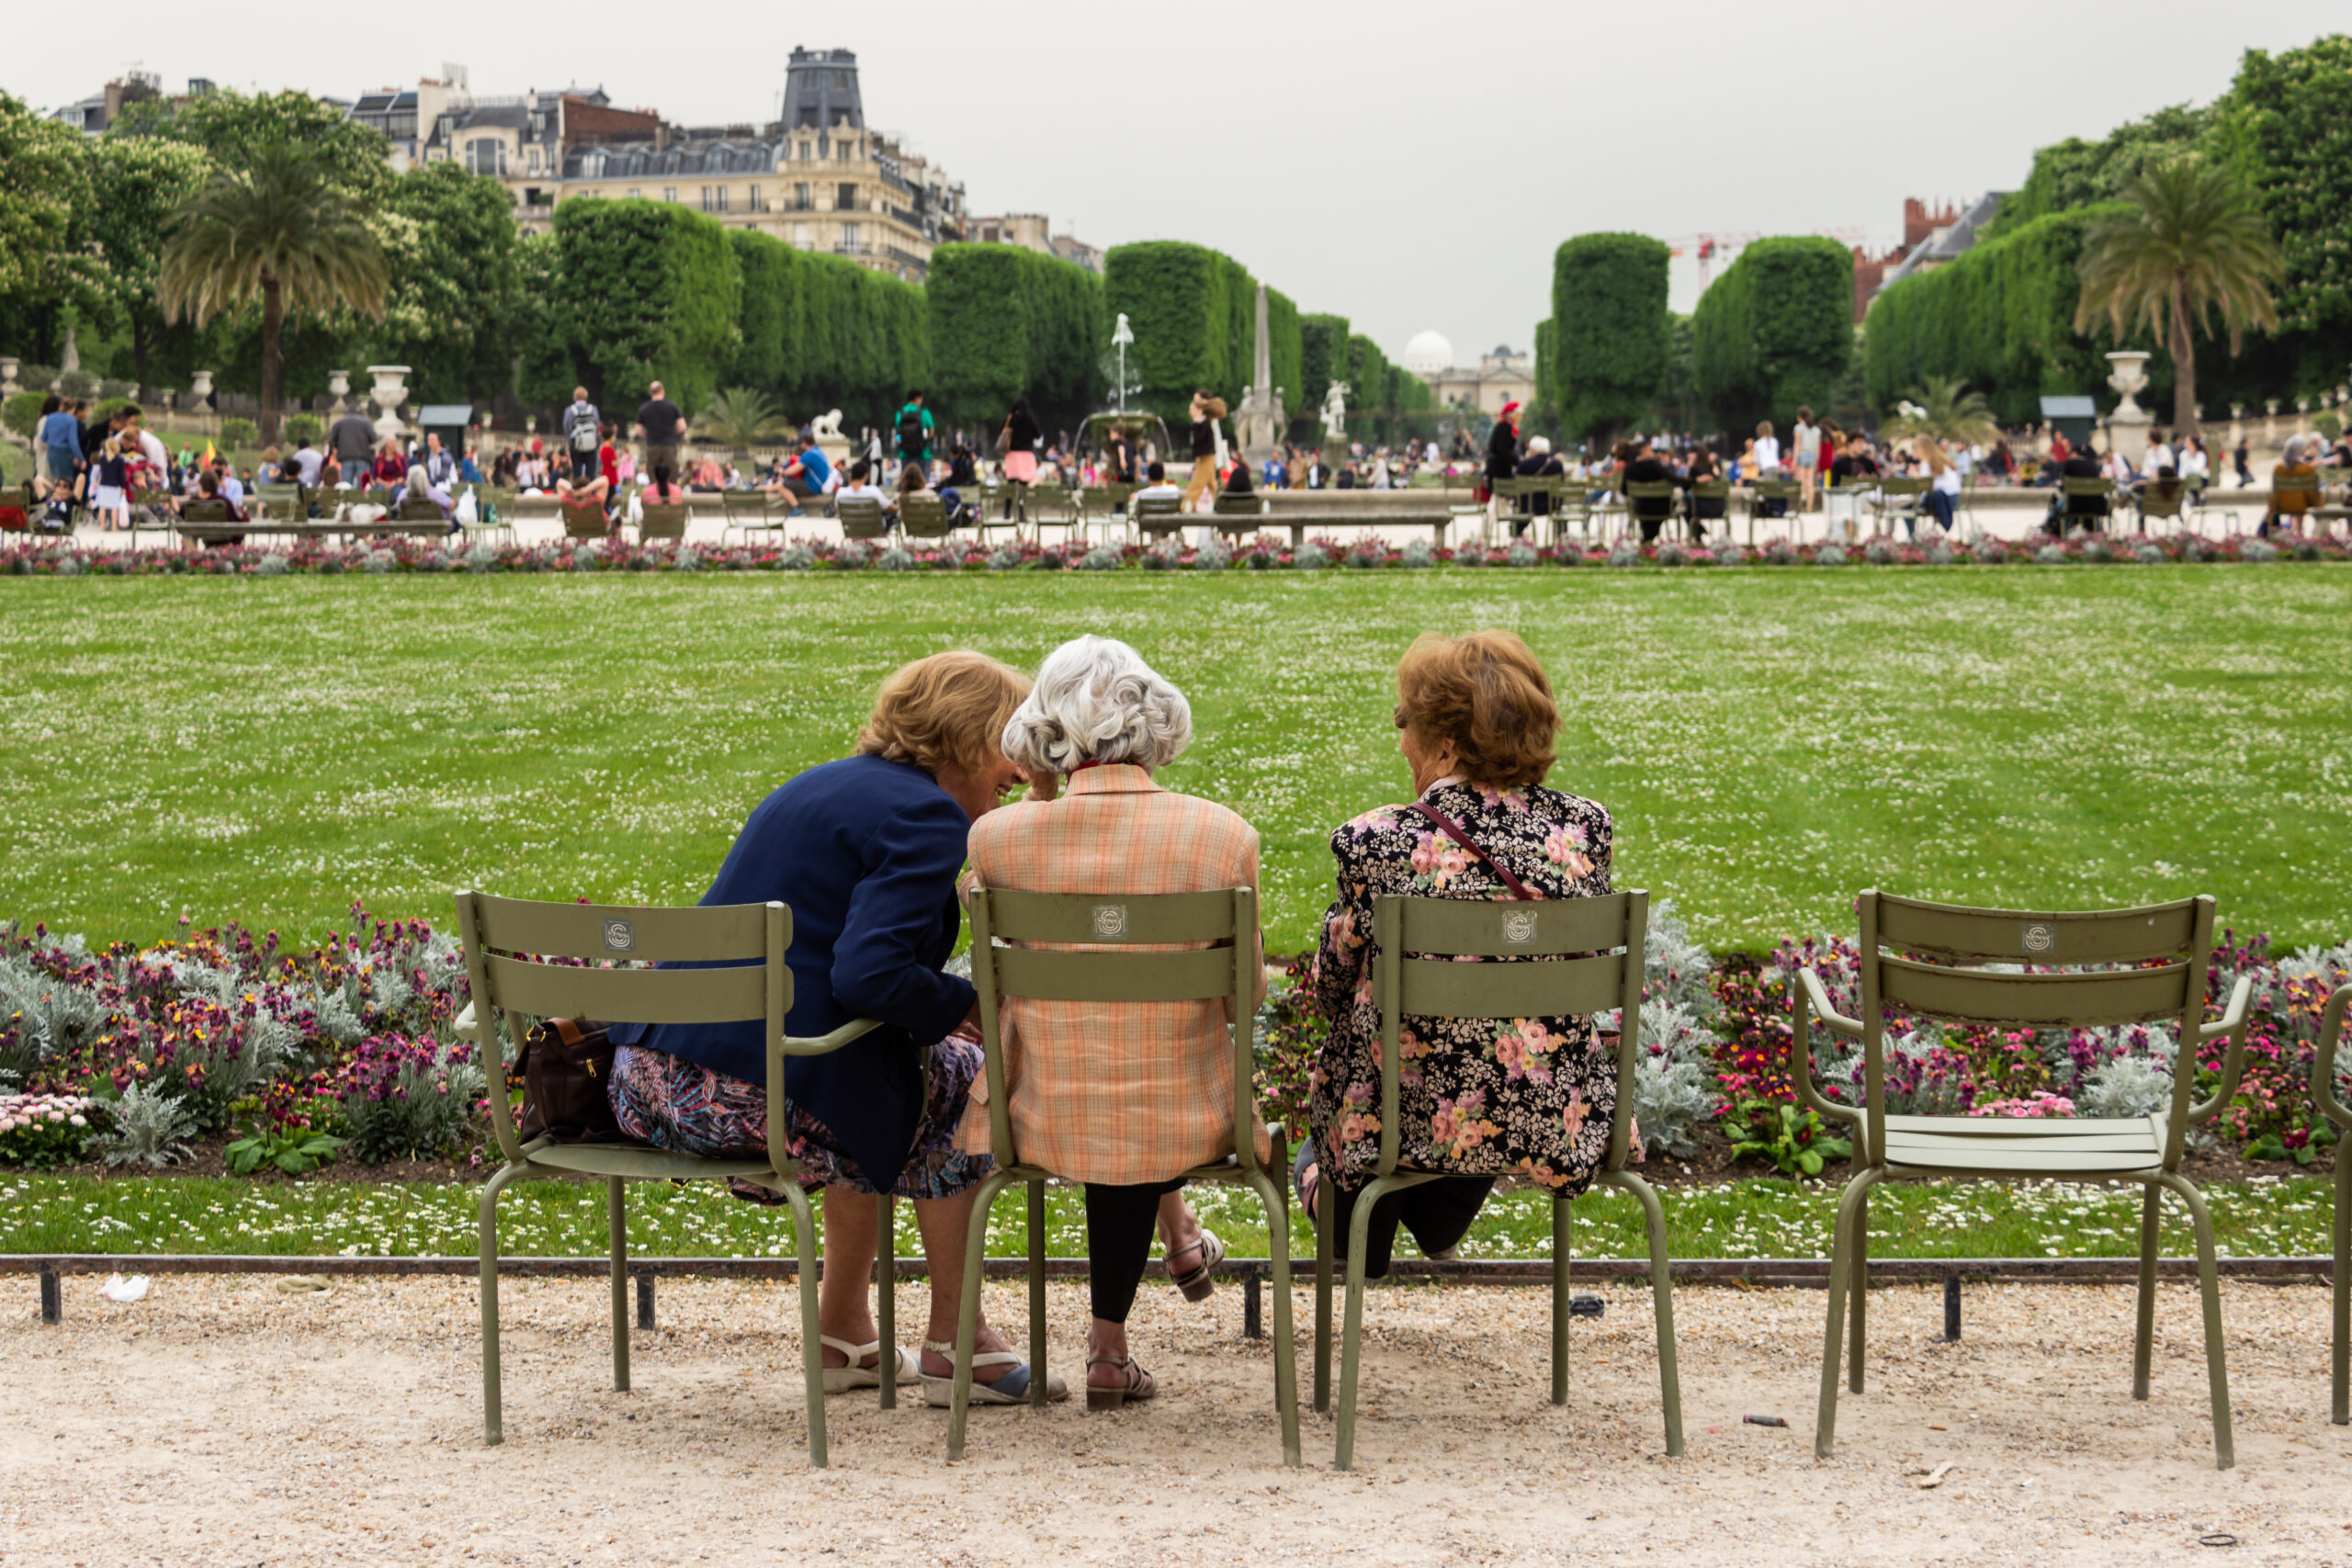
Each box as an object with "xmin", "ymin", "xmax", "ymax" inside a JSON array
[
  {"xmin": 2103, "ymin": 351, "xmax": 2154, "ymax": 467},
  {"xmin": 816, "ymin": 437, "xmax": 852, "ymax": 471}
]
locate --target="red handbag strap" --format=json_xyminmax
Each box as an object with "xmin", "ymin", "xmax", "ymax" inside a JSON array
[{"xmin": 1408, "ymin": 803, "xmax": 1538, "ymax": 901}]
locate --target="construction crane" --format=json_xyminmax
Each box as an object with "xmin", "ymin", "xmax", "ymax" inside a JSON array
[{"xmin": 1666, "ymin": 228, "xmax": 1879, "ymax": 289}]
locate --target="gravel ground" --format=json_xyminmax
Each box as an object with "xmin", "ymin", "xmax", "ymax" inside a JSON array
[{"xmin": 5, "ymin": 1274, "xmax": 2349, "ymax": 1566}]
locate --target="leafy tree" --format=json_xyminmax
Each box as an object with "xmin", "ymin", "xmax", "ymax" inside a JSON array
[
  {"xmin": 81, "ymin": 137, "xmax": 213, "ymax": 389},
  {"xmin": 1882, "ymin": 378, "xmax": 2001, "ymax": 447},
  {"xmin": 1102, "ymin": 242, "xmax": 1255, "ymax": 423},
  {"xmin": 1550, "ymin": 233, "xmax": 1670, "ymax": 443},
  {"xmin": 1996, "ymin": 103, "xmax": 2211, "ymax": 234},
  {"xmin": 1691, "ymin": 237, "xmax": 1851, "ymax": 434},
  {"xmin": 511, "ymin": 231, "xmax": 575, "ymax": 407},
  {"xmin": 0, "ymin": 94, "xmax": 101, "ymax": 326},
  {"xmin": 110, "ymin": 88, "xmax": 394, "ymax": 205},
  {"xmin": 695, "ymin": 386, "xmax": 787, "ymax": 451},
  {"xmin": 366, "ymin": 162, "xmax": 521, "ymax": 403},
  {"xmin": 2074, "ymin": 153, "xmax": 2283, "ymax": 434},
  {"xmin": 160, "ymin": 145, "xmax": 389, "ymax": 446}
]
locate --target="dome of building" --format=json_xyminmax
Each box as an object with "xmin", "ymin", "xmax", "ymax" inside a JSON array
[{"xmin": 1402, "ymin": 329, "xmax": 1454, "ymax": 375}]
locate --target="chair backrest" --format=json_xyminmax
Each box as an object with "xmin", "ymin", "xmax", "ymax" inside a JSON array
[
  {"xmin": 1877, "ymin": 476, "xmax": 1929, "ymax": 497},
  {"xmin": 398, "ymin": 497, "xmax": 445, "ymax": 520},
  {"xmin": 254, "ymin": 482, "xmax": 305, "ymax": 518},
  {"xmin": 1847, "ymin": 890, "xmax": 2215, "ymax": 1168},
  {"xmin": 1090, "ymin": 481, "xmax": 1137, "ymax": 515},
  {"xmin": 180, "ymin": 498, "xmax": 232, "ymax": 523},
  {"xmin": 2063, "ymin": 477, "xmax": 2116, "ymax": 502},
  {"xmin": 1369, "ymin": 890, "xmax": 1647, "ymax": 1179},
  {"xmin": 1132, "ymin": 492, "xmax": 1184, "ymax": 536},
  {"xmin": 1751, "ymin": 479, "xmax": 1800, "ymax": 502},
  {"xmin": 899, "ymin": 491, "xmax": 952, "ymax": 538},
  {"xmin": 2139, "ymin": 486, "xmax": 2184, "ymax": 519},
  {"xmin": 1625, "ymin": 480, "xmax": 1678, "ymax": 501},
  {"xmin": 1212, "ymin": 491, "xmax": 1265, "ymax": 515},
  {"xmin": 639, "ymin": 501, "xmax": 689, "ymax": 540},
  {"xmin": 453, "ymin": 891, "xmax": 790, "ymax": 1168},
  {"xmin": 965, "ymin": 886, "xmax": 1260, "ymax": 1176},
  {"xmin": 837, "ymin": 495, "xmax": 888, "ymax": 539},
  {"xmin": 560, "ymin": 500, "xmax": 608, "ymax": 539},
  {"xmin": 719, "ymin": 489, "xmax": 770, "ymax": 523}
]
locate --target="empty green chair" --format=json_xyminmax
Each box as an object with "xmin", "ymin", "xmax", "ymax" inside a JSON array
[
  {"xmin": 1797, "ymin": 891, "xmax": 2254, "ymax": 1468},
  {"xmin": 945, "ymin": 885, "xmax": 1300, "ymax": 1468},
  {"xmin": 2315, "ymin": 988, "xmax": 2352, "ymax": 1425},
  {"xmin": 719, "ymin": 487, "xmax": 783, "ymax": 545},
  {"xmin": 1320, "ymin": 889, "xmax": 1683, "ymax": 1470},
  {"xmin": 454, "ymin": 891, "xmax": 883, "ymax": 1466},
  {"xmin": 1869, "ymin": 476, "xmax": 1928, "ymax": 535}
]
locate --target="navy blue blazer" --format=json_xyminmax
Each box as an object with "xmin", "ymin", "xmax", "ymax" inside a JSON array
[{"xmin": 609, "ymin": 753, "xmax": 978, "ymax": 1192}]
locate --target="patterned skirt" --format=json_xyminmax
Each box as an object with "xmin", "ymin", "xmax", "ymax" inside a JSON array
[{"xmin": 607, "ymin": 1034, "xmax": 992, "ymax": 1204}]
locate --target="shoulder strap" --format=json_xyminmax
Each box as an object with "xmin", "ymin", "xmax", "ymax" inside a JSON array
[{"xmin": 1408, "ymin": 803, "xmax": 1538, "ymax": 901}]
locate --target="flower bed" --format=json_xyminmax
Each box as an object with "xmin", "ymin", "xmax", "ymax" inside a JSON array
[
  {"xmin": 4, "ymin": 904, "xmax": 2342, "ymax": 1181},
  {"xmin": 2, "ymin": 528, "xmax": 2343, "ymax": 580}
]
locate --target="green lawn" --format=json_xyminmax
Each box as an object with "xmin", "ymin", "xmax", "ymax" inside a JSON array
[
  {"xmin": 2, "ymin": 569, "xmax": 2349, "ymax": 953},
  {"xmin": 2, "ymin": 1170, "xmax": 2334, "ymax": 1262}
]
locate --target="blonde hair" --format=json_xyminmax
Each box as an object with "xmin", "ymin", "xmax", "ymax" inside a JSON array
[
  {"xmin": 854, "ymin": 651, "xmax": 1032, "ymax": 778},
  {"xmin": 1395, "ymin": 630, "xmax": 1559, "ymax": 791}
]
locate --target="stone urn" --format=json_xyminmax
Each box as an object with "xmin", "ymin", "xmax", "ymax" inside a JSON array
[
  {"xmin": 328, "ymin": 368, "xmax": 350, "ymax": 415},
  {"xmin": 366, "ymin": 364, "xmax": 412, "ymax": 440},
  {"xmin": 0, "ymin": 357, "xmax": 17, "ymax": 395},
  {"xmin": 2103, "ymin": 351, "xmax": 2154, "ymax": 466},
  {"xmin": 190, "ymin": 368, "xmax": 215, "ymax": 402}
]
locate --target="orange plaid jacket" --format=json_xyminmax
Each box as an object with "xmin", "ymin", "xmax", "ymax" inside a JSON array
[{"xmin": 958, "ymin": 763, "xmax": 1264, "ymax": 1185}]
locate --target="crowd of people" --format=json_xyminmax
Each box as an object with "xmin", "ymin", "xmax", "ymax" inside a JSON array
[{"xmin": 604, "ymin": 628, "xmax": 1607, "ymax": 1408}]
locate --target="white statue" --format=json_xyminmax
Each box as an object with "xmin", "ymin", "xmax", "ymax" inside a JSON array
[
  {"xmin": 809, "ymin": 408, "xmax": 844, "ymax": 442},
  {"xmin": 1320, "ymin": 380, "xmax": 1350, "ymax": 443}
]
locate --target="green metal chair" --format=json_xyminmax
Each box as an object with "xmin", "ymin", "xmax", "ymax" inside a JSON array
[
  {"xmin": 1081, "ymin": 481, "xmax": 1136, "ymax": 546},
  {"xmin": 453, "ymin": 891, "xmax": 882, "ymax": 1465},
  {"xmin": 1868, "ymin": 476, "xmax": 1928, "ymax": 536},
  {"xmin": 1747, "ymin": 478, "xmax": 1801, "ymax": 539},
  {"xmin": 559, "ymin": 498, "xmax": 609, "ymax": 541},
  {"xmin": 637, "ymin": 500, "xmax": 689, "ymax": 541},
  {"xmin": 1320, "ymin": 890, "xmax": 1683, "ymax": 1470},
  {"xmin": 2060, "ymin": 475, "xmax": 2117, "ymax": 533},
  {"xmin": 1131, "ymin": 492, "xmax": 1184, "ymax": 541},
  {"xmin": 836, "ymin": 495, "xmax": 888, "ymax": 541},
  {"xmin": 2134, "ymin": 479, "xmax": 2188, "ymax": 536},
  {"xmin": 1024, "ymin": 480, "xmax": 1084, "ymax": 545},
  {"xmin": 254, "ymin": 481, "xmax": 308, "ymax": 525},
  {"xmin": 2314, "ymin": 987, "xmax": 2352, "ymax": 1426},
  {"xmin": 1210, "ymin": 489, "xmax": 1268, "ymax": 539},
  {"xmin": 898, "ymin": 491, "xmax": 954, "ymax": 542},
  {"xmin": 1685, "ymin": 479, "xmax": 1732, "ymax": 543},
  {"xmin": 946, "ymin": 885, "xmax": 1300, "ymax": 1468},
  {"xmin": 719, "ymin": 488, "xmax": 784, "ymax": 546},
  {"xmin": 1624, "ymin": 480, "xmax": 1680, "ymax": 543},
  {"xmin": 1797, "ymin": 891, "xmax": 2254, "ymax": 1469}
]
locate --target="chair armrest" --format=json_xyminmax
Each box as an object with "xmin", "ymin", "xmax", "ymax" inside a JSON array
[
  {"xmin": 2187, "ymin": 975, "xmax": 2255, "ymax": 1125},
  {"xmin": 1799, "ymin": 969, "xmax": 1863, "ymax": 1038},
  {"xmin": 453, "ymin": 1000, "xmax": 481, "ymax": 1043},
  {"xmin": 1792, "ymin": 968, "xmax": 1864, "ymax": 1130},
  {"xmin": 2312, "ymin": 988, "xmax": 2352, "ymax": 1133},
  {"xmin": 776, "ymin": 1017, "xmax": 884, "ymax": 1058}
]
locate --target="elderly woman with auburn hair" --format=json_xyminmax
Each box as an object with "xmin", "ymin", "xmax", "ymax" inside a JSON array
[
  {"xmin": 606, "ymin": 650, "xmax": 1066, "ymax": 1408},
  {"xmin": 1296, "ymin": 630, "xmax": 1616, "ymax": 1277}
]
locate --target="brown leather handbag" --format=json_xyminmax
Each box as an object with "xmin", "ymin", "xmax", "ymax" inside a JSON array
[{"xmin": 513, "ymin": 1017, "xmax": 624, "ymax": 1143}]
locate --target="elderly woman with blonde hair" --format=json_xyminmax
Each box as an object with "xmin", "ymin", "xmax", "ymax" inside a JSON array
[
  {"xmin": 1296, "ymin": 630, "xmax": 1617, "ymax": 1279},
  {"xmin": 960, "ymin": 635, "xmax": 1261, "ymax": 1408}
]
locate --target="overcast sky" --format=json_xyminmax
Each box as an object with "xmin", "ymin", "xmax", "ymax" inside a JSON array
[{"xmin": 8, "ymin": 2, "xmax": 2343, "ymax": 369}]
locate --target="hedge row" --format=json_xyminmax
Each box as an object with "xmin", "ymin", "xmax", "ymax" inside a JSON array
[
  {"xmin": 1549, "ymin": 233, "xmax": 1671, "ymax": 441},
  {"xmin": 1100, "ymin": 242, "xmax": 1306, "ymax": 426},
  {"xmin": 924, "ymin": 243, "xmax": 1103, "ymax": 433},
  {"xmin": 1691, "ymin": 237, "xmax": 1852, "ymax": 434}
]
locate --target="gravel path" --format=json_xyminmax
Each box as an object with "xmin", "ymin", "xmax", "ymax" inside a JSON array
[{"xmin": 5, "ymin": 1274, "xmax": 2348, "ymax": 1565}]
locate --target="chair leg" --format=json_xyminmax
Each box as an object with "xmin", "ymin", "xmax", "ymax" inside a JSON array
[
  {"xmin": 1334, "ymin": 1173, "xmax": 1433, "ymax": 1471},
  {"xmin": 1815, "ymin": 1168, "xmax": 1879, "ymax": 1461},
  {"xmin": 1244, "ymin": 1167, "xmax": 1303, "ymax": 1467},
  {"xmin": 2133, "ymin": 1183, "xmax": 2162, "ymax": 1400},
  {"xmin": 2157, "ymin": 1175, "xmax": 2234, "ymax": 1470},
  {"xmin": 1314, "ymin": 1176, "xmax": 1333, "ymax": 1415},
  {"xmin": 608, "ymin": 1177, "xmax": 630, "ymax": 1393},
  {"xmin": 1848, "ymin": 1188, "xmax": 1868, "ymax": 1394},
  {"xmin": 477, "ymin": 1162, "xmax": 529, "ymax": 1446},
  {"xmin": 876, "ymin": 1193, "xmax": 896, "ymax": 1412},
  {"xmin": 2334, "ymin": 1151, "xmax": 2350, "ymax": 1426},
  {"xmin": 770, "ymin": 1179, "xmax": 830, "ymax": 1467},
  {"xmin": 1026, "ymin": 1179, "xmax": 1049, "ymax": 1408},
  {"xmin": 1551, "ymin": 1198, "xmax": 1570, "ymax": 1406},
  {"xmin": 1600, "ymin": 1169, "xmax": 1685, "ymax": 1457},
  {"xmin": 946, "ymin": 1168, "xmax": 1020, "ymax": 1461}
]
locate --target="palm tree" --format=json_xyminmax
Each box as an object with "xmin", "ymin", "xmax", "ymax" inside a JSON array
[
  {"xmin": 159, "ymin": 144, "xmax": 387, "ymax": 446},
  {"xmin": 2073, "ymin": 153, "xmax": 2284, "ymax": 436},
  {"xmin": 1883, "ymin": 378, "xmax": 2002, "ymax": 448},
  {"xmin": 695, "ymin": 387, "xmax": 786, "ymax": 455}
]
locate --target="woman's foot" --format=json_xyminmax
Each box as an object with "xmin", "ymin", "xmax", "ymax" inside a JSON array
[
  {"xmin": 1085, "ymin": 1355, "xmax": 1156, "ymax": 1411},
  {"xmin": 916, "ymin": 1322, "xmax": 1022, "ymax": 1388}
]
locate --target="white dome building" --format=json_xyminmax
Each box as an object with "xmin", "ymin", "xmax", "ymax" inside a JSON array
[{"xmin": 1402, "ymin": 329, "xmax": 1455, "ymax": 376}]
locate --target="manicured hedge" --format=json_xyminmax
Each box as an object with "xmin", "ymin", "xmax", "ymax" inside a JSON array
[
  {"xmin": 553, "ymin": 198, "xmax": 741, "ymax": 415},
  {"xmin": 1299, "ymin": 313, "xmax": 1350, "ymax": 423},
  {"xmin": 1691, "ymin": 237, "xmax": 1853, "ymax": 433},
  {"xmin": 725, "ymin": 230, "xmax": 928, "ymax": 428},
  {"xmin": 1550, "ymin": 233, "xmax": 1670, "ymax": 441},
  {"xmin": 1102, "ymin": 242, "xmax": 1256, "ymax": 423},
  {"xmin": 925, "ymin": 243, "xmax": 1103, "ymax": 433},
  {"xmin": 1265, "ymin": 288, "xmax": 1303, "ymax": 420}
]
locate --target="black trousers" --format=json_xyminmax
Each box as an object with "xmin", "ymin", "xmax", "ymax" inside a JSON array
[
  {"xmin": 1084, "ymin": 1178, "xmax": 1185, "ymax": 1323},
  {"xmin": 1326, "ymin": 1173, "xmax": 1494, "ymax": 1280}
]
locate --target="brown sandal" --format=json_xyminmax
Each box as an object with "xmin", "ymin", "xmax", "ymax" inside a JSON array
[
  {"xmin": 1165, "ymin": 1228, "xmax": 1224, "ymax": 1303},
  {"xmin": 1085, "ymin": 1355, "xmax": 1157, "ymax": 1412}
]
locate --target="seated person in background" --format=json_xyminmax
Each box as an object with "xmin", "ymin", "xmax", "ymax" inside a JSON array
[
  {"xmin": 608, "ymin": 652, "xmax": 1064, "ymax": 1407},
  {"xmin": 190, "ymin": 466, "xmax": 248, "ymax": 530},
  {"xmin": 835, "ymin": 459, "xmax": 890, "ymax": 522},
  {"xmin": 2262, "ymin": 435, "xmax": 2320, "ymax": 537},
  {"xmin": 371, "ymin": 439, "xmax": 407, "ymax": 490},
  {"xmin": 2048, "ymin": 442, "xmax": 2110, "ymax": 535},
  {"xmin": 1681, "ymin": 446, "xmax": 1724, "ymax": 540},
  {"xmin": 893, "ymin": 457, "xmax": 936, "ymax": 523},
  {"xmin": 691, "ymin": 455, "xmax": 728, "ymax": 491},
  {"xmin": 1510, "ymin": 434, "xmax": 1566, "ymax": 537},
  {"xmin": 289, "ymin": 436, "xmax": 325, "ymax": 489},
  {"xmin": 768, "ymin": 433, "xmax": 834, "ymax": 510},
  {"xmin": 556, "ymin": 469, "xmax": 612, "ymax": 507},
  {"xmin": 256, "ymin": 447, "xmax": 284, "ymax": 485},
  {"xmin": 1624, "ymin": 436, "xmax": 1678, "ymax": 543},
  {"xmin": 1297, "ymin": 631, "xmax": 1618, "ymax": 1282},
  {"xmin": 1131, "ymin": 459, "xmax": 1182, "ymax": 509},
  {"xmin": 938, "ymin": 443, "xmax": 979, "ymax": 522},
  {"xmin": 641, "ymin": 461, "xmax": 687, "ymax": 505},
  {"xmin": 398, "ymin": 463, "xmax": 454, "ymax": 520},
  {"xmin": 961, "ymin": 637, "xmax": 1252, "ymax": 1407}
]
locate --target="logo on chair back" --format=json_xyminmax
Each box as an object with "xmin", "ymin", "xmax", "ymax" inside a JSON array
[
  {"xmin": 2019, "ymin": 921, "xmax": 2054, "ymax": 955},
  {"xmin": 1501, "ymin": 909, "xmax": 1540, "ymax": 946},
  {"xmin": 602, "ymin": 919, "xmax": 637, "ymax": 953},
  {"xmin": 1092, "ymin": 905, "xmax": 1128, "ymax": 940}
]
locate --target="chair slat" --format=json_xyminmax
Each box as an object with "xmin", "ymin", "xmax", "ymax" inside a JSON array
[
  {"xmin": 991, "ymin": 944, "xmax": 1238, "ymax": 1003},
  {"xmin": 980, "ymin": 887, "xmax": 1240, "ymax": 944},
  {"xmin": 472, "ymin": 895, "xmax": 776, "ymax": 962},
  {"xmin": 1888, "ymin": 1146, "xmax": 2163, "ymax": 1174},
  {"xmin": 1880, "ymin": 957, "xmax": 2189, "ymax": 1027},
  {"xmin": 481, "ymin": 952, "xmax": 767, "ymax": 1023},
  {"xmin": 1886, "ymin": 1112, "xmax": 2157, "ymax": 1135},
  {"xmin": 1396, "ymin": 893, "xmax": 1630, "ymax": 956},
  {"xmin": 1396, "ymin": 953, "xmax": 1624, "ymax": 1019},
  {"xmin": 1888, "ymin": 1130, "xmax": 2157, "ymax": 1155},
  {"xmin": 1875, "ymin": 893, "xmax": 2199, "ymax": 963}
]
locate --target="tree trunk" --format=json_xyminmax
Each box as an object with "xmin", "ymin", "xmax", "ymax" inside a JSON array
[
  {"xmin": 2171, "ymin": 271, "xmax": 2197, "ymax": 439},
  {"xmin": 258, "ymin": 273, "xmax": 284, "ymax": 448},
  {"xmin": 130, "ymin": 310, "xmax": 152, "ymax": 400}
]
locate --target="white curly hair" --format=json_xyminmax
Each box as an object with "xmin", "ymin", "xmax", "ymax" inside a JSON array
[{"xmin": 1001, "ymin": 635, "xmax": 1193, "ymax": 775}]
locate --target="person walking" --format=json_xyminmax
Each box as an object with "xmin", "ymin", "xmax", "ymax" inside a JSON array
[
  {"xmin": 1792, "ymin": 406, "xmax": 1821, "ymax": 513},
  {"xmin": 894, "ymin": 390, "xmax": 934, "ymax": 470},
  {"xmin": 635, "ymin": 382, "xmax": 684, "ymax": 478},
  {"xmin": 999, "ymin": 394, "xmax": 1042, "ymax": 522},
  {"xmin": 36, "ymin": 396, "xmax": 82, "ymax": 494},
  {"xmin": 1180, "ymin": 391, "xmax": 1226, "ymax": 513},
  {"xmin": 561, "ymin": 386, "xmax": 601, "ymax": 475}
]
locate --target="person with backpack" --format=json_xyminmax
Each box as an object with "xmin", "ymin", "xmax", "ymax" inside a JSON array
[
  {"xmin": 894, "ymin": 391, "xmax": 934, "ymax": 469},
  {"xmin": 562, "ymin": 387, "xmax": 601, "ymax": 474}
]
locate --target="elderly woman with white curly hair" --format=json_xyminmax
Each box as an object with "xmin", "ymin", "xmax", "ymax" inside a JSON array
[{"xmin": 957, "ymin": 635, "xmax": 1264, "ymax": 1409}]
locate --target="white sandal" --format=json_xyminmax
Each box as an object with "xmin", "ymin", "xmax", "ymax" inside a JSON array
[
  {"xmin": 918, "ymin": 1337, "xmax": 1069, "ymax": 1406},
  {"xmin": 819, "ymin": 1335, "xmax": 918, "ymax": 1394}
]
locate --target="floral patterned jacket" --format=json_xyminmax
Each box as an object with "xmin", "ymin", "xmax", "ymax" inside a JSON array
[{"xmin": 1308, "ymin": 779, "xmax": 1616, "ymax": 1194}]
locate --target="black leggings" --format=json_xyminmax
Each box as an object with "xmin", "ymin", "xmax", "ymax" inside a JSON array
[
  {"xmin": 1084, "ymin": 1179, "xmax": 1184, "ymax": 1323},
  {"xmin": 1325, "ymin": 1172, "xmax": 1494, "ymax": 1280}
]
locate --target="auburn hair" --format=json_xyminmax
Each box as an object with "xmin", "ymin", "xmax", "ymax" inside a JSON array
[
  {"xmin": 854, "ymin": 651, "xmax": 1032, "ymax": 778},
  {"xmin": 1394, "ymin": 630, "xmax": 1558, "ymax": 791}
]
